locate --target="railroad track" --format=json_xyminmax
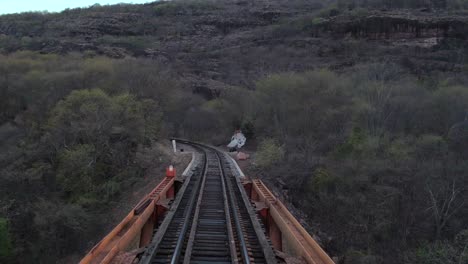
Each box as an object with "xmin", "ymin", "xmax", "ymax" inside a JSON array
[{"xmin": 139, "ymin": 141, "xmax": 277, "ymax": 264}]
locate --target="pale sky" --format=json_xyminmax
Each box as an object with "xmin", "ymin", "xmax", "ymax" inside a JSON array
[{"xmin": 0, "ymin": 0, "xmax": 154, "ymax": 15}]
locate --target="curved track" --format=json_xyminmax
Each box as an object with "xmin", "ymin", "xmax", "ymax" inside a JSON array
[{"xmin": 139, "ymin": 141, "xmax": 276, "ymax": 264}]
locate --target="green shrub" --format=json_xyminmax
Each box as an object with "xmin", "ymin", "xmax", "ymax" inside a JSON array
[
  {"xmin": 33, "ymin": 201, "xmax": 91, "ymax": 260},
  {"xmin": 48, "ymin": 89, "xmax": 160, "ymax": 203},
  {"xmin": 411, "ymin": 241, "xmax": 459, "ymax": 264},
  {"xmin": 414, "ymin": 135, "xmax": 447, "ymax": 159},
  {"xmin": 57, "ymin": 144, "xmax": 96, "ymax": 199},
  {"xmin": 308, "ymin": 168, "xmax": 339, "ymax": 194},
  {"xmin": 347, "ymin": 7, "xmax": 370, "ymax": 18},
  {"xmin": 311, "ymin": 17, "xmax": 326, "ymax": 25},
  {"xmin": 318, "ymin": 4, "xmax": 340, "ymax": 18},
  {"xmin": 405, "ymin": 233, "xmax": 467, "ymax": 263},
  {"xmin": 100, "ymin": 180, "xmax": 121, "ymax": 200},
  {"xmin": 47, "ymin": 89, "xmax": 149, "ymax": 147},
  {"xmin": 334, "ymin": 127, "xmax": 366, "ymax": 159},
  {"xmin": 0, "ymin": 218, "xmax": 13, "ymax": 262},
  {"xmin": 255, "ymin": 138, "xmax": 284, "ymax": 168}
]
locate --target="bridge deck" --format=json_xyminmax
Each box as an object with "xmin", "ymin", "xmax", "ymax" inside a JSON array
[{"xmin": 80, "ymin": 140, "xmax": 334, "ymax": 264}]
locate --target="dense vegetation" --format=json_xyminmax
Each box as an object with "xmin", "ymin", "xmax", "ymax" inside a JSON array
[
  {"xmin": 247, "ymin": 68, "xmax": 468, "ymax": 263},
  {"xmin": 0, "ymin": 1, "xmax": 467, "ymax": 263},
  {"xmin": 0, "ymin": 53, "xmax": 185, "ymax": 262}
]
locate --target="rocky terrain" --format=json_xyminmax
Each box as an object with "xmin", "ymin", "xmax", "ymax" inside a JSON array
[{"xmin": 1, "ymin": 1, "xmax": 467, "ymax": 96}]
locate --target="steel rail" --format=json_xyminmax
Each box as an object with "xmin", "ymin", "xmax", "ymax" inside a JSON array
[
  {"xmin": 223, "ymin": 153, "xmax": 278, "ymax": 263},
  {"xmin": 138, "ymin": 144, "xmax": 206, "ymax": 264},
  {"xmin": 182, "ymin": 148, "xmax": 238, "ymax": 263},
  {"xmin": 176, "ymin": 139, "xmax": 275, "ymax": 263},
  {"xmin": 169, "ymin": 146, "xmax": 208, "ymax": 264},
  {"xmin": 217, "ymin": 150, "xmax": 251, "ymax": 264},
  {"xmin": 196, "ymin": 141, "xmax": 277, "ymax": 264},
  {"xmin": 181, "ymin": 172, "xmax": 207, "ymax": 264},
  {"xmin": 219, "ymin": 154, "xmax": 240, "ymax": 264}
]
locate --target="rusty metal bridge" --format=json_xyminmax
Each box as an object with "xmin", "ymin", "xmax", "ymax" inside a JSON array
[{"xmin": 80, "ymin": 140, "xmax": 335, "ymax": 264}]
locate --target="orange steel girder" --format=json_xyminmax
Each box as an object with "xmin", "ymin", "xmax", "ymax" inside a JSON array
[
  {"xmin": 80, "ymin": 176, "xmax": 175, "ymax": 264},
  {"xmin": 247, "ymin": 179, "xmax": 335, "ymax": 264}
]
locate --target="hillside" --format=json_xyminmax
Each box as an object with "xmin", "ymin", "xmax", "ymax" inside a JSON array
[
  {"xmin": 0, "ymin": 1, "xmax": 467, "ymax": 263},
  {"xmin": 2, "ymin": 1, "xmax": 468, "ymax": 94}
]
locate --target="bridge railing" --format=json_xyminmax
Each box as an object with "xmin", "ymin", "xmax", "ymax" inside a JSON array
[
  {"xmin": 80, "ymin": 177, "xmax": 175, "ymax": 264},
  {"xmin": 249, "ymin": 179, "xmax": 335, "ymax": 264}
]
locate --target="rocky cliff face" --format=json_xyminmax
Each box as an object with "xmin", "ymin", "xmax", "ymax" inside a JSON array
[
  {"xmin": 1, "ymin": 1, "xmax": 467, "ymax": 98},
  {"xmin": 318, "ymin": 12, "xmax": 468, "ymax": 40}
]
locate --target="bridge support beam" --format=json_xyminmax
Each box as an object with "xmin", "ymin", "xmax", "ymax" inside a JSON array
[
  {"xmin": 166, "ymin": 185, "xmax": 174, "ymax": 199},
  {"xmin": 80, "ymin": 176, "xmax": 176, "ymax": 264},
  {"xmin": 268, "ymin": 212, "xmax": 282, "ymax": 251},
  {"xmin": 244, "ymin": 179, "xmax": 335, "ymax": 264},
  {"xmin": 140, "ymin": 213, "xmax": 155, "ymax": 247}
]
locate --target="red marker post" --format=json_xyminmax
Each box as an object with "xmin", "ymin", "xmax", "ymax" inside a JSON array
[{"xmin": 166, "ymin": 165, "xmax": 176, "ymax": 178}]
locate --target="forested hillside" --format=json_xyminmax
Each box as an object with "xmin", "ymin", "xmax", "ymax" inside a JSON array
[{"xmin": 0, "ymin": 1, "xmax": 467, "ymax": 263}]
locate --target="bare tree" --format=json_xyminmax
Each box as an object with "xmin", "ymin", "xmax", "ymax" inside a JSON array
[{"xmin": 426, "ymin": 180, "xmax": 465, "ymax": 239}]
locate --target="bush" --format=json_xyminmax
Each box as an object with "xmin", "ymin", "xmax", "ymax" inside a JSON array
[
  {"xmin": 46, "ymin": 89, "xmax": 161, "ymax": 204},
  {"xmin": 346, "ymin": 7, "xmax": 370, "ymax": 18},
  {"xmin": 47, "ymin": 89, "xmax": 148, "ymax": 148},
  {"xmin": 241, "ymin": 121, "xmax": 255, "ymax": 139},
  {"xmin": 33, "ymin": 201, "xmax": 91, "ymax": 261},
  {"xmin": 318, "ymin": 4, "xmax": 340, "ymax": 18},
  {"xmin": 255, "ymin": 139, "xmax": 284, "ymax": 168},
  {"xmin": 308, "ymin": 168, "xmax": 339, "ymax": 194},
  {"xmin": 409, "ymin": 241, "xmax": 459, "ymax": 264},
  {"xmin": 0, "ymin": 218, "xmax": 13, "ymax": 262},
  {"xmin": 254, "ymin": 70, "xmax": 351, "ymax": 155},
  {"xmin": 57, "ymin": 144, "xmax": 96, "ymax": 200},
  {"xmin": 334, "ymin": 127, "xmax": 366, "ymax": 159}
]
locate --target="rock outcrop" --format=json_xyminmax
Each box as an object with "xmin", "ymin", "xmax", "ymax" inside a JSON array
[
  {"xmin": 316, "ymin": 11, "xmax": 468, "ymax": 40},
  {"xmin": 1, "ymin": 2, "xmax": 467, "ymax": 95}
]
